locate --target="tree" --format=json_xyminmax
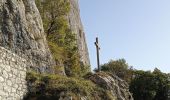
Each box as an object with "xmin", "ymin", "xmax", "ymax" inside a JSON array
[
  {"xmin": 100, "ymin": 59, "xmax": 133, "ymax": 83},
  {"xmin": 153, "ymin": 68, "xmax": 170, "ymax": 100},
  {"xmin": 129, "ymin": 70, "xmax": 157, "ymax": 100},
  {"xmin": 129, "ymin": 68, "xmax": 170, "ymax": 100},
  {"xmin": 36, "ymin": 0, "xmax": 70, "ymax": 35}
]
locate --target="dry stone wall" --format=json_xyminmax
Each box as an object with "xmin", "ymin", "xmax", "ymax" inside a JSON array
[{"xmin": 0, "ymin": 46, "xmax": 27, "ymax": 100}]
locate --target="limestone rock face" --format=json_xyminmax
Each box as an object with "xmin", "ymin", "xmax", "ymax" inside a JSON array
[
  {"xmin": 0, "ymin": 0, "xmax": 55, "ymax": 73},
  {"xmin": 67, "ymin": 0, "xmax": 90, "ymax": 66},
  {"xmin": 57, "ymin": 72, "xmax": 134, "ymax": 100},
  {"xmin": 89, "ymin": 72, "xmax": 134, "ymax": 100}
]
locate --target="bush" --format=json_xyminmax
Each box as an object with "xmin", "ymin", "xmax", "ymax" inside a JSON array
[
  {"xmin": 99, "ymin": 59, "xmax": 133, "ymax": 83},
  {"xmin": 25, "ymin": 71, "xmax": 120, "ymax": 100},
  {"xmin": 25, "ymin": 71, "xmax": 97, "ymax": 99},
  {"xmin": 129, "ymin": 69, "xmax": 170, "ymax": 100}
]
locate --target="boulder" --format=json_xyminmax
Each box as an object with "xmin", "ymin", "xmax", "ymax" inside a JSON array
[{"xmin": 89, "ymin": 72, "xmax": 134, "ymax": 100}]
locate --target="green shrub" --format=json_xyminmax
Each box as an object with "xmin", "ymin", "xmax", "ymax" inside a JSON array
[
  {"xmin": 99, "ymin": 59, "xmax": 133, "ymax": 83},
  {"xmin": 129, "ymin": 69, "xmax": 170, "ymax": 100},
  {"xmin": 25, "ymin": 71, "xmax": 119, "ymax": 100},
  {"xmin": 26, "ymin": 71, "xmax": 96, "ymax": 99}
]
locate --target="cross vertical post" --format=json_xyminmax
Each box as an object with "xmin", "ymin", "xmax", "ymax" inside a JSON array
[{"xmin": 95, "ymin": 37, "xmax": 100, "ymax": 72}]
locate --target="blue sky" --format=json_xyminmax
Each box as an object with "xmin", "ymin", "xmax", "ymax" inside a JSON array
[{"xmin": 79, "ymin": 0, "xmax": 170, "ymax": 73}]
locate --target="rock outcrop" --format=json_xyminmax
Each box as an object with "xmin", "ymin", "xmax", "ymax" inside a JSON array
[
  {"xmin": 89, "ymin": 72, "xmax": 134, "ymax": 100},
  {"xmin": 25, "ymin": 71, "xmax": 134, "ymax": 100},
  {"xmin": 67, "ymin": 0, "xmax": 90, "ymax": 66},
  {"xmin": 0, "ymin": 0, "xmax": 55, "ymax": 73},
  {"xmin": 55, "ymin": 72, "xmax": 134, "ymax": 100}
]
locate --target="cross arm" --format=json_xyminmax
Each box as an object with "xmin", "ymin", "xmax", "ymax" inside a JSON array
[{"xmin": 94, "ymin": 42, "xmax": 100, "ymax": 50}]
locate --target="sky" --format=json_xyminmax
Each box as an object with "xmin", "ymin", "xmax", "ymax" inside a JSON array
[{"xmin": 79, "ymin": 0, "xmax": 170, "ymax": 73}]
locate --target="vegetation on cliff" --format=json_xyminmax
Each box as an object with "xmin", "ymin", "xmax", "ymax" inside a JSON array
[
  {"xmin": 36, "ymin": 0, "xmax": 89, "ymax": 77},
  {"xmin": 25, "ymin": 71, "xmax": 96, "ymax": 99},
  {"xmin": 27, "ymin": 0, "xmax": 170, "ymax": 100},
  {"xmin": 25, "ymin": 71, "xmax": 128, "ymax": 100},
  {"xmin": 25, "ymin": 1, "xmax": 113, "ymax": 99}
]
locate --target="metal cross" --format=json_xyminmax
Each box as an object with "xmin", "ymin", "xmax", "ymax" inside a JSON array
[{"xmin": 94, "ymin": 37, "xmax": 100, "ymax": 72}]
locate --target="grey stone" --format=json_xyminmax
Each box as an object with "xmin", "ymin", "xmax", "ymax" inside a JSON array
[
  {"xmin": 11, "ymin": 58, "xmax": 15, "ymax": 62},
  {"xmin": 10, "ymin": 93, "xmax": 16, "ymax": 98},
  {"xmin": 0, "ymin": 76, "xmax": 4, "ymax": 82},
  {"xmin": 7, "ymin": 80, "xmax": 12, "ymax": 87},
  {"xmin": 11, "ymin": 87, "xmax": 16, "ymax": 93},
  {"xmin": 13, "ymin": 84, "xmax": 18, "ymax": 89},
  {"xmin": 2, "ymin": 70, "xmax": 8, "ymax": 79},
  {"xmin": 89, "ymin": 72, "xmax": 134, "ymax": 100},
  {"xmin": 16, "ymin": 94, "xmax": 20, "ymax": 100},
  {"xmin": 3, "ymin": 85, "xmax": 11, "ymax": 93},
  {"xmin": 8, "ymin": 73, "xmax": 13, "ymax": 78},
  {"xmin": 16, "ymin": 78, "xmax": 21, "ymax": 84},
  {"xmin": 0, "ymin": 83, "xmax": 3, "ymax": 90},
  {"xmin": 11, "ymin": 77, "xmax": 16, "ymax": 84},
  {"xmin": 0, "ymin": 90, "xmax": 8, "ymax": 96},
  {"xmin": 20, "ymin": 71, "xmax": 26, "ymax": 79},
  {"xmin": 17, "ymin": 86, "xmax": 22, "ymax": 91},
  {"xmin": 13, "ymin": 68, "xmax": 18, "ymax": 76},
  {"xmin": 5, "ymin": 65, "xmax": 10, "ymax": 72}
]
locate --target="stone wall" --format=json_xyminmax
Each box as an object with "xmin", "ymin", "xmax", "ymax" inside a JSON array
[{"xmin": 0, "ymin": 46, "xmax": 27, "ymax": 100}]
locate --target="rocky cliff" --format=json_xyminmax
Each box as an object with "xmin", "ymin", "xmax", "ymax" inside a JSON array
[
  {"xmin": 0, "ymin": 0, "xmax": 55, "ymax": 73},
  {"xmin": 67, "ymin": 0, "xmax": 90, "ymax": 66},
  {"xmin": 0, "ymin": 0, "xmax": 90, "ymax": 74},
  {"xmin": 89, "ymin": 72, "xmax": 133, "ymax": 100},
  {"xmin": 0, "ymin": 0, "xmax": 134, "ymax": 100}
]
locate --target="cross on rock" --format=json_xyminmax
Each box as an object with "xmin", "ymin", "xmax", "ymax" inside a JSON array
[{"xmin": 94, "ymin": 37, "xmax": 100, "ymax": 72}]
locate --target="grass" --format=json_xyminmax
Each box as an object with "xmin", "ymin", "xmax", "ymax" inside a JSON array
[
  {"xmin": 25, "ymin": 71, "xmax": 96, "ymax": 99},
  {"xmin": 25, "ymin": 71, "xmax": 118, "ymax": 100}
]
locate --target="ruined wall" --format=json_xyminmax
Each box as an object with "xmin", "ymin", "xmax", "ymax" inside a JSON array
[
  {"xmin": 0, "ymin": 47, "xmax": 27, "ymax": 100},
  {"xmin": 68, "ymin": 0, "xmax": 90, "ymax": 66}
]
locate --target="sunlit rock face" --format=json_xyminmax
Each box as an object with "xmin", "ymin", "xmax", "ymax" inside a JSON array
[
  {"xmin": 0, "ymin": 0, "xmax": 55, "ymax": 73},
  {"xmin": 67, "ymin": 0, "xmax": 90, "ymax": 66},
  {"xmin": 58, "ymin": 72, "xmax": 134, "ymax": 100},
  {"xmin": 89, "ymin": 72, "xmax": 134, "ymax": 100}
]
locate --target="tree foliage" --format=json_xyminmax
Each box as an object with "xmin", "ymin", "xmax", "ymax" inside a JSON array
[
  {"xmin": 100, "ymin": 59, "xmax": 133, "ymax": 83},
  {"xmin": 36, "ymin": 0, "xmax": 70, "ymax": 35},
  {"xmin": 129, "ymin": 68, "xmax": 170, "ymax": 100}
]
